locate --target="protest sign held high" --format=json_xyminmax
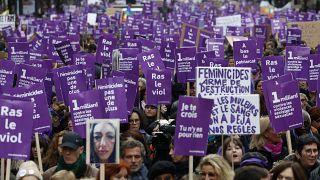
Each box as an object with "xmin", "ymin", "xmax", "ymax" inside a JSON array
[{"xmin": 146, "ymin": 69, "xmax": 172, "ymax": 105}]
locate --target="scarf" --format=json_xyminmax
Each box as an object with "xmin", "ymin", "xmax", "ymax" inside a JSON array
[
  {"xmin": 55, "ymin": 153, "xmax": 87, "ymax": 178},
  {"xmin": 264, "ymin": 139, "xmax": 283, "ymax": 156}
]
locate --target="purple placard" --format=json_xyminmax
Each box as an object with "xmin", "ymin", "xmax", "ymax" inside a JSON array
[
  {"xmin": 96, "ymin": 34, "xmax": 117, "ymax": 64},
  {"xmin": 233, "ymin": 40, "xmax": 257, "ymax": 70},
  {"xmin": 206, "ymin": 38, "xmax": 224, "ymax": 58},
  {"xmin": 160, "ymin": 41, "xmax": 176, "ymax": 71},
  {"xmin": 317, "ymin": 73, "xmax": 320, "ymax": 108},
  {"xmin": 5, "ymin": 82, "xmax": 51, "ymax": 133},
  {"xmin": 121, "ymin": 39, "xmax": 142, "ymax": 53},
  {"xmin": 254, "ymin": 25, "xmax": 267, "ymax": 38},
  {"xmin": 285, "ymin": 46, "xmax": 310, "ymax": 81},
  {"xmin": 196, "ymin": 51, "xmax": 215, "ymax": 66},
  {"xmin": 175, "ymin": 47, "xmax": 197, "ymax": 83},
  {"xmin": 95, "ymin": 77, "xmax": 128, "ymax": 123},
  {"xmin": 261, "ymin": 56, "xmax": 285, "ymax": 81},
  {"xmin": 8, "ymin": 42, "xmax": 30, "ymax": 64},
  {"xmin": 69, "ymin": 89, "xmax": 106, "ymax": 138},
  {"xmin": 264, "ymin": 78, "xmax": 303, "ymax": 133},
  {"xmin": 204, "ymin": 58, "xmax": 228, "ymax": 67},
  {"xmin": 73, "ymin": 53, "xmax": 96, "ymax": 68},
  {"xmin": 139, "ymin": 38, "xmax": 155, "ymax": 52},
  {"xmin": 118, "ymin": 48, "xmax": 139, "ymax": 76},
  {"xmin": 54, "ymin": 40, "xmax": 74, "ymax": 65},
  {"xmin": 308, "ymin": 54, "xmax": 320, "ymax": 91},
  {"xmin": 52, "ymin": 65, "xmax": 88, "ymax": 106},
  {"xmin": 198, "ymin": 30, "xmax": 214, "ymax": 48},
  {"xmin": 174, "ymin": 96, "xmax": 213, "ymax": 156},
  {"xmin": 0, "ymin": 96, "xmax": 34, "ymax": 160},
  {"xmin": 137, "ymin": 48, "xmax": 165, "ymax": 75},
  {"xmin": 287, "ymin": 28, "xmax": 302, "ymax": 45},
  {"xmin": 0, "ymin": 60, "xmax": 15, "ymax": 89},
  {"xmin": 182, "ymin": 24, "xmax": 197, "ymax": 47},
  {"xmin": 112, "ymin": 71, "xmax": 138, "ymax": 114},
  {"xmin": 146, "ymin": 69, "xmax": 172, "ymax": 105},
  {"xmin": 226, "ymin": 26, "xmax": 245, "ymax": 36},
  {"xmin": 15, "ymin": 64, "xmax": 47, "ymax": 87},
  {"xmin": 27, "ymin": 59, "xmax": 54, "ymax": 72}
]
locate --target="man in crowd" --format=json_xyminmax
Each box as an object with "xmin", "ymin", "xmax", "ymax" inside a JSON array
[
  {"xmin": 43, "ymin": 131, "xmax": 98, "ymax": 180},
  {"xmin": 121, "ymin": 138, "xmax": 148, "ymax": 180}
]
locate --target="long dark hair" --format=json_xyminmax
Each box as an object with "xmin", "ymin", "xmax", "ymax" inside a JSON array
[{"xmin": 90, "ymin": 122, "xmax": 116, "ymax": 163}]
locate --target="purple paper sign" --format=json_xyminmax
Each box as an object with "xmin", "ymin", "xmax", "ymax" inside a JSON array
[
  {"xmin": 206, "ymin": 38, "xmax": 224, "ymax": 58},
  {"xmin": 15, "ymin": 64, "xmax": 47, "ymax": 87},
  {"xmin": 118, "ymin": 48, "xmax": 139, "ymax": 76},
  {"xmin": 0, "ymin": 60, "xmax": 15, "ymax": 89},
  {"xmin": 0, "ymin": 96, "xmax": 34, "ymax": 160},
  {"xmin": 54, "ymin": 40, "xmax": 74, "ymax": 65},
  {"xmin": 137, "ymin": 48, "xmax": 165, "ymax": 75},
  {"xmin": 174, "ymin": 96, "xmax": 213, "ymax": 156},
  {"xmin": 175, "ymin": 47, "xmax": 197, "ymax": 83},
  {"xmin": 69, "ymin": 89, "xmax": 106, "ymax": 138},
  {"xmin": 261, "ymin": 56, "xmax": 285, "ymax": 81},
  {"xmin": 254, "ymin": 25, "xmax": 267, "ymax": 38},
  {"xmin": 121, "ymin": 39, "xmax": 142, "ymax": 53},
  {"xmin": 52, "ymin": 65, "xmax": 88, "ymax": 106},
  {"xmin": 139, "ymin": 38, "xmax": 155, "ymax": 52},
  {"xmin": 160, "ymin": 41, "xmax": 176, "ymax": 71},
  {"xmin": 308, "ymin": 54, "xmax": 320, "ymax": 91},
  {"xmin": 287, "ymin": 28, "xmax": 301, "ymax": 45},
  {"xmin": 317, "ymin": 74, "xmax": 320, "ymax": 108},
  {"xmin": 27, "ymin": 59, "xmax": 54, "ymax": 72},
  {"xmin": 73, "ymin": 53, "xmax": 96, "ymax": 68},
  {"xmin": 264, "ymin": 78, "xmax": 303, "ymax": 133},
  {"xmin": 233, "ymin": 40, "xmax": 257, "ymax": 70},
  {"xmin": 5, "ymin": 82, "xmax": 51, "ymax": 133},
  {"xmin": 146, "ymin": 69, "xmax": 172, "ymax": 105},
  {"xmin": 198, "ymin": 30, "xmax": 214, "ymax": 48},
  {"xmin": 196, "ymin": 51, "xmax": 215, "ymax": 66},
  {"xmin": 226, "ymin": 26, "xmax": 245, "ymax": 36},
  {"xmin": 8, "ymin": 42, "xmax": 30, "ymax": 64},
  {"xmin": 96, "ymin": 34, "xmax": 117, "ymax": 64},
  {"xmin": 285, "ymin": 46, "xmax": 310, "ymax": 81},
  {"xmin": 96, "ymin": 77, "xmax": 128, "ymax": 123},
  {"xmin": 182, "ymin": 24, "xmax": 197, "ymax": 47}
]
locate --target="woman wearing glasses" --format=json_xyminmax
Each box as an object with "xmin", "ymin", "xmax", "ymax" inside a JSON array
[
  {"xmin": 90, "ymin": 121, "xmax": 117, "ymax": 163},
  {"xmin": 196, "ymin": 154, "xmax": 234, "ymax": 180}
]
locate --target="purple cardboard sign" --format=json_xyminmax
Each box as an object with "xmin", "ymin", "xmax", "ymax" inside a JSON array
[
  {"xmin": 47, "ymin": 36, "xmax": 64, "ymax": 64},
  {"xmin": 96, "ymin": 34, "xmax": 117, "ymax": 64},
  {"xmin": 27, "ymin": 59, "xmax": 54, "ymax": 72},
  {"xmin": 0, "ymin": 96, "xmax": 34, "ymax": 160},
  {"xmin": 308, "ymin": 54, "xmax": 320, "ymax": 91},
  {"xmin": 95, "ymin": 77, "xmax": 128, "ymax": 123},
  {"xmin": 175, "ymin": 47, "xmax": 197, "ymax": 83},
  {"xmin": 0, "ymin": 60, "xmax": 15, "ymax": 89},
  {"xmin": 6, "ymin": 82, "xmax": 51, "ymax": 133},
  {"xmin": 112, "ymin": 71, "xmax": 138, "ymax": 114},
  {"xmin": 68, "ymin": 34, "xmax": 81, "ymax": 52},
  {"xmin": 287, "ymin": 28, "xmax": 302, "ymax": 45},
  {"xmin": 73, "ymin": 53, "xmax": 96, "ymax": 68},
  {"xmin": 54, "ymin": 40, "xmax": 74, "ymax": 65},
  {"xmin": 198, "ymin": 30, "xmax": 214, "ymax": 48},
  {"xmin": 182, "ymin": 24, "xmax": 197, "ymax": 47},
  {"xmin": 160, "ymin": 41, "xmax": 176, "ymax": 71},
  {"xmin": 261, "ymin": 56, "xmax": 285, "ymax": 81},
  {"xmin": 118, "ymin": 48, "xmax": 139, "ymax": 76},
  {"xmin": 254, "ymin": 25, "xmax": 267, "ymax": 38},
  {"xmin": 226, "ymin": 26, "xmax": 245, "ymax": 36},
  {"xmin": 285, "ymin": 46, "xmax": 310, "ymax": 81},
  {"xmin": 139, "ymin": 38, "xmax": 155, "ymax": 52},
  {"xmin": 264, "ymin": 79, "xmax": 303, "ymax": 133},
  {"xmin": 137, "ymin": 48, "xmax": 165, "ymax": 75},
  {"xmin": 53, "ymin": 65, "xmax": 88, "ymax": 106},
  {"xmin": 203, "ymin": 58, "xmax": 228, "ymax": 67},
  {"xmin": 69, "ymin": 89, "xmax": 106, "ymax": 138},
  {"xmin": 174, "ymin": 96, "xmax": 213, "ymax": 156},
  {"xmin": 206, "ymin": 38, "xmax": 224, "ymax": 58},
  {"xmin": 317, "ymin": 73, "xmax": 320, "ymax": 108},
  {"xmin": 146, "ymin": 69, "xmax": 172, "ymax": 105},
  {"xmin": 143, "ymin": 2, "xmax": 153, "ymax": 16},
  {"xmin": 196, "ymin": 51, "xmax": 215, "ymax": 66},
  {"xmin": 233, "ymin": 40, "xmax": 257, "ymax": 70},
  {"xmin": 271, "ymin": 18, "xmax": 286, "ymax": 35},
  {"xmin": 121, "ymin": 39, "xmax": 142, "ymax": 53},
  {"xmin": 15, "ymin": 64, "xmax": 47, "ymax": 87},
  {"xmin": 8, "ymin": 42, "xmax": 30, "ymax": 64}
]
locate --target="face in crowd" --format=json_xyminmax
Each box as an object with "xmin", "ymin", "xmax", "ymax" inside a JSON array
[
  {"xmin": 93, "ymin": 122, "xmax": 116, "ymax": 163},
  {"xmin": 61, "ymin": 146, "xmax": 83, "ymax": 164},
  {"xmin": 144, "ymin": 105, "xmax": 157, "ymax": 118},
  {"xmin": 129, "ymin": 112, "xmax": 141, "ymax": 131},
  {"xmin": 122, "ymin": 147, "xmax": 143, "ymax": 172},
  {"xmin": 225, "ymin": 142, "xmax": 243, "ymax": 166},
  {"xmin": 298, "ymin": 142, "xmax": 318, "ymax": 169}
]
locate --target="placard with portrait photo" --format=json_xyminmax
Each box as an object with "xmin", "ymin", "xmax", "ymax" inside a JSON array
[{"xmin": 86, "ymin": 119, "xmax": 120, "ymax": 164}]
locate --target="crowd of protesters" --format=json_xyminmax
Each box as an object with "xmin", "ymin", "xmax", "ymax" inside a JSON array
[{"xmin": 1, "ymin": 0, "xmax": 320, "ymax": 180}]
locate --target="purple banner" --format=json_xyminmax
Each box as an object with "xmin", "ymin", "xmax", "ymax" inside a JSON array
[
  {"xmin": 0, "ymin": 96, "xmax": 34, "ymax": 160},
  {"xmin": 174, "ymin": 96, "xmax": 213, "ymax": 156},
  {"xmin": 261, "ymin": 56, "xmax": 285, "ymax": 81},
  {"xmin": 69, "ymin": 89, "xmax": 106, "ymax": 138},
  {"xmin": 146, "ymin": 69, "xmax": 172, "ymax": 105},
  {"xmin": 8, "ymin": 42, "xmax": 30, "ymax": 64},
  {"xmin": 96, "ymin": 77, "xmax": 128, "ymax": 123},
  {"xmin": 175, "ymin": 47, "xmax": 197, "ymax": 83}
]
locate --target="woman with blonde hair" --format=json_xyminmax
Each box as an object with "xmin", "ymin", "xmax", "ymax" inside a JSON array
[
  {"xmin": 50, "ymin": 170, "xmax": 76, "ymax": 180},
  {"xmin": 196, "ymin": 154, "xmax": 234, "ymax": 180},
  {"xmin": 249, "ymin": 116, "xmax": 287, "ymax": 170}
]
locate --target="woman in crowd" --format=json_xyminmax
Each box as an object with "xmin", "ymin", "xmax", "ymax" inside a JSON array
[
  {"xmin": 222, "ymin": 137, "xmax": 244, "ymax": 169},
  {"xmin": 30, "ymin": 136, "xmax": 48, "ymax": 169},
  {"xmin": 250, "ymin": 116, "xmax": 287, "ymax": 170},
  {"xmin": 97, "ymin": 160, "xmax": 131, "ymax": 180},
  {"xmin": 50, "ymin": 170, "xmax": 76, "ymax": 180},
  {"xmin": 90, "ymin": 121, "xmax": 117, "ymax": 163},
  {"xmin": 16, "ymin": 161, "xmax": 42, "ymax": 180},
  {"xmin": 270, "ymin": 161, "xmax": 307, "ymax": 180},
  {"xmin": 196, "ymin": 154, "xmax": 234, "ymax": 180}
]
